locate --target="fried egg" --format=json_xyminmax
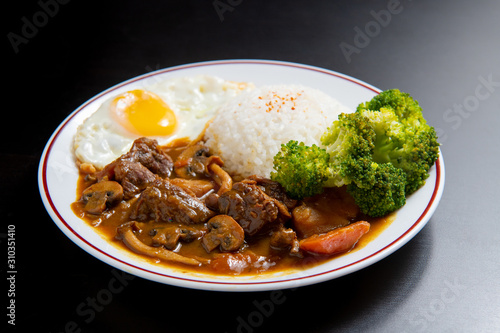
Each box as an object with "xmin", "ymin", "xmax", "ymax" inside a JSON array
[{"xmin": 74, "ymin": 75, "xmax": 254, "ymax": 169}]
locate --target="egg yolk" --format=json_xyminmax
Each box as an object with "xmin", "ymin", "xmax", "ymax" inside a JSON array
[{"xmin": 111, "ymin": 90, "xmax": 177, "ymax": 137}]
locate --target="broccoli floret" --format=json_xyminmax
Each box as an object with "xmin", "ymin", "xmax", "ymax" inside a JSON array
[
  {"xmin": 347, "ymin": 163, "xmax": 406, "ymax": 217},
  {"xmin": 270, "ymin": 89, "xmax": 439, "ymax": 217},
  {"xmin": 271, "ymin": 141, "xmax": 330, "ymax": 199},
  {"xmin": 357, "ymin": 88, "xmax": 423, "ymax": 120},
  {"xmin": 319, "ymin": 110, "xmax": 408, "ymax": 216},
  {"xmin": 320, "ymin": 111, "xmax": 377, "ymax": 188},
  {"xmin": 357, "ymin": 89, "xmax": 440, "ymax": 194}
]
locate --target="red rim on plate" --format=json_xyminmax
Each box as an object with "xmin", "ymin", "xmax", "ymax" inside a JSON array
[{"xmin": 38, "ymin": 59, "xmax": 444, "ymax": 291}]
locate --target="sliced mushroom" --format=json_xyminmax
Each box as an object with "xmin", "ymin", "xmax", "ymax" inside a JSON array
[
  {"xmin": 202, "ymin": 215, "xmax": 245, "ymax": 253},
  {"xmin": 169, "ymin": 178, "xmax": 215, "ymax": 198},
  {"xmin": 116, "ymin": 222, "xmax": 202, "ymax": 266},
  {"xmin": 151, "ymin": 226, "xmax": 183, "ymax": 250},
  {"xmin": 151, "ymin": 225, "xmax": 205, "ymax": 250},
  {"xmin": 206, "ymin": 156, "xmax": 232, "ymax": 195},
  {"xmin": 174, "ymin": 144, "xmax": 209, "ymax": 179},
  {"xmin": 81, "ymin": 180, "xmax": 124, "ymax": 214}
]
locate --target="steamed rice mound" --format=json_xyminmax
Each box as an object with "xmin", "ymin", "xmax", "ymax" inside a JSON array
[{"xmin": 204, "ymin": 84, "xmax": 351, "ymax": 178}]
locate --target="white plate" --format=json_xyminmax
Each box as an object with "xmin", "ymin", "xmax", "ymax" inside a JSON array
[{"xmin": 38, "ymin": 59, "xmax": 445, "ymax": 292}]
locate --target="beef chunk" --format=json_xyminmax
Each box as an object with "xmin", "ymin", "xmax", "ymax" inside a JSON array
[
  {"xmin": 131, "ymin": 178, "xmax": 215, "ymax": 225},
  {"xmin": 215, "ymin": 180, "xmax": 291, "ymax": 236},
  {"xmin": 270, "ymin": 226, "xmax": 301, "ymax": 256},
  {"xmin": 97, "ymin": 137, "xmax": 173, "ymax": 182},
  {"xmin": 96, "ymin": 137, "xmax": 174, "ymax": 199},
  {"xmin": 123, "ymin": 137, "xmax": 173, "ymax": 178},
  {"xmin": 248, "ymin": 175, "xmax": 298, "ymax": 211},
  {"xmin": 112, "ymin": 160, "xmax": 158, "ymax": 199}
]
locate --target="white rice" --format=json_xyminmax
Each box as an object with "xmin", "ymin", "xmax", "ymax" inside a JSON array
[{"xmin": 204, "ymin": 84, "xmax": 351, "ymax": 178}]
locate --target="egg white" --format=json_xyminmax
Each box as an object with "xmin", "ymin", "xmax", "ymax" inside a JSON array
[{"xmin": 74, "ymin": 75, "xmax": 254, "ymax": 169}]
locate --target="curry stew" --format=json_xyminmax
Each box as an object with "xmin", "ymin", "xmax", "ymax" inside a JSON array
[{"xmin": 71, "ymin": 137, "xmax": 393, "ymax": 276}]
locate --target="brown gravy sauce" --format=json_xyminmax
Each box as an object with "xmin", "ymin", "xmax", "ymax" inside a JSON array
[
  {"xmin": 71, "ymin": 139, "xmax": 395, "ymax": 276},
  {"xmin": 72, "ymin": 183, "xmax": 394, "ymax": 277}
]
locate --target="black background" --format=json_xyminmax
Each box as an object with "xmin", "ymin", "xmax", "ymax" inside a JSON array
[{"xmin": 4, "ymin": 0, "xmax": 500, "ymax": 332}]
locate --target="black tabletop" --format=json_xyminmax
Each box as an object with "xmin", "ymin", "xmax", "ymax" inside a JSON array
[{"xmin": 5, "ymin": 0, "xmax": 500, "ymax": 332}]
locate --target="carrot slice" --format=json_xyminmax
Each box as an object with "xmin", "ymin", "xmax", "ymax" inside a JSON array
[{"xmin": 299, "ymin": 221, "xmax": 370, "ymax": 255}]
